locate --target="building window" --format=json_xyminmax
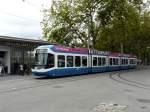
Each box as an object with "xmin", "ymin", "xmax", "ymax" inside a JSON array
[
  {"xmin": 82, "ymin": 56, "xmax": 87, "ymax": 67},
  {"xmin": 75, "ymin": 56, "xmax": 81, "ymax": 67},
  {"xmin": 67, "ymin": 56, "xmax": 73, "ymax": 67},
  {"xmin": 58, "ymin": 55, "xmax": 65, "ymax": 67}
]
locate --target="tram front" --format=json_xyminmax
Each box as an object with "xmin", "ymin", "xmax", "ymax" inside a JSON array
[{"xmin": 32, "ymin": 48, "xmax": 55, "ymax": 77}]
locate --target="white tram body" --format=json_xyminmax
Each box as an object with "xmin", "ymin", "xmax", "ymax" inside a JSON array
[{"xmin": 32, "ymin": 45, "xmax": 137, "ymax": 77}]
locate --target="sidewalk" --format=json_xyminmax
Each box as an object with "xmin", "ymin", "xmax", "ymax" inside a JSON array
[
  {"xmin": 137, "ymin": 65, "xmax": 150, "ymax": 70},
  {"xmin": 0, "ymin": 74, "xmax": 31, "ymax": 81}
]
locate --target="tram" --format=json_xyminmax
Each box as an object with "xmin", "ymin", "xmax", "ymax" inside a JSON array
[{"xmin": 32, "ymin": 45, "xmax": 137, "ymax": 77}]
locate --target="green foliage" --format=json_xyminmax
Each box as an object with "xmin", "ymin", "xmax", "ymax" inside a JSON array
[{"xmin": 41, "ymin": 0, "xmax": 150, "ymax": 64}]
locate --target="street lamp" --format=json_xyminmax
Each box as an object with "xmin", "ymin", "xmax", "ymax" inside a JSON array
[{"xmin": 86, "ymin": 12, "xmax": 94, "ymax": 70}]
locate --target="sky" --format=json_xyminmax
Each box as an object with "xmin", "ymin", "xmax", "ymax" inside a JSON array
[{"xmin": 0, "ymin": 0, "xmax": 52, "ymax": 40}]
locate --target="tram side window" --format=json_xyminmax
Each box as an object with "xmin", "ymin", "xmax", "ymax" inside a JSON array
[
  {"xmin": 121, "ymin": 59, "xmax": 123, "ymax": 65},
  {"xmin": 124, "ymin": 59, "xmax": 126, "ymax": 65},
  {"xmin": 75, "ymin": 56, "xmax": 81, "ymax": 67},
  {"xmin": 113, "ymin": 58, "xmax": 115, "ymax": 65},
  {"xmin": 122, "ymin": 59, "xmax": 124, "ymax": 65},
  {"xmin": 102, "ymin": 58, "xmax": 106, "ymax": 66},
  {"xmin": 98, "ymin": 57, "xmax": 101, "ymax": 66},
  {"xmin": 115, "ymin": 58, "xmax": 119, "ymax": 65},
  {"xmin": 131, "ymin": 59, "xmax": 133, "ymax": 64},
  {"xmin": 130, "ymin": 59, "xmax": 135, "ymax": 65},
  {"xmin": 125, "ymin": 59, "xmax": 128, "ymax": 65},
  {"xmin": 116, "ymin": 59, "xmax": 119, "ymax": 65},
  {"xmin": 58, "ymin": 55, "xmax": 65, "ymax": 67},
  {"xmin": 67, "ymin": 56, "xmax": 73, "ymax": 67},
  {"xmin": 93, "ymin": 57, "xmax": 97, "ymax": 66},
  {"xmin": 130, "ymin": 59, "xmax": 132, "ymax": 64},
  {"xmin": 82, "ymin": 56, "xmax": 87, "ymax": 67},
  {"xmin": 110, "ymin": 58, "xmax": 112, "ymax": 65},
  {"xmin": 47, "ymin": 53, "xmax": 55, "ymax": 68},
  {"xmin": 133, "ymin": 59, "xmax": 136, "ymax": 64}
]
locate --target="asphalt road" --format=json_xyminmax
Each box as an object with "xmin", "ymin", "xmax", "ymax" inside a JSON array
[{"xmin": 0, "ymin": 69, "xmax": 150, "ymax": 112}]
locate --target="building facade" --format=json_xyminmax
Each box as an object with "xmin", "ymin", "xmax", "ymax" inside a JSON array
[{"xmin": 0, "ymin": 36, "xmax": 50, "ymax": 74}]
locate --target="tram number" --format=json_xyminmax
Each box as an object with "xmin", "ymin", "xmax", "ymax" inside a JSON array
[{"xmin": 36, "ymin": 49, "xmax": 48, "ymax": 53}]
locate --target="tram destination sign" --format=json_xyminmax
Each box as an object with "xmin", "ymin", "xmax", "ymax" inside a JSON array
[
  {"xmin": 36, "ymin": 49, "xmax": 48, "ymax": 53},
  {"xmin": 91, "ymin": 50, "xmax": 109, "ymax": 56}
]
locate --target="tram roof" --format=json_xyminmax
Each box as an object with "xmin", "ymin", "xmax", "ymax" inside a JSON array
[{"xmin": 39, "ymin": 45, "xmax": 136, "ymax": 58}]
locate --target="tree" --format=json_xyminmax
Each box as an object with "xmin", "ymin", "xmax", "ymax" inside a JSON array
[
  {"xmin": 42, "ymin": 0, "xmax": 108, "ymax": 47},
  {"xmin": 95, "ymin": 0, "xmax": 142, "ymax": 52}
]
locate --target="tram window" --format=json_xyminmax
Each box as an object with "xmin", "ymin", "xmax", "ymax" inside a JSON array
[
  {"xmin": 131, "ymin": 59, "xmax": 133, "ymax": 64},
  {"xmin": 75, "ymin": 56, "xmax": 81, "ymax": 67},
  {"xmin": 58, "ymin": 55, "xmax": 65, "ymax": 67},
  {"xmin": 116, "ymin": 59, "xmax": 118, "ymax": 65},
  {"xmin": 113, "ymin": 58, "xmax": 115, "ymax": 65},
  {"xmin": 130, "ymin": 59, "xmax": 135, "ymax": 64},
  {"xmin": 98, "ymin": 57, "xmax": 101, "ymax": 66},
  {"xmin": 124, "ymin": 59, "xmax": 126, "ymax": 65},
  {"xmin": 125, "ymin": 59, "xmax": 128, "ymax": 65},
  {"xmin": 116, "ymin": 59, "xmax": 119, "ymax": 65},
  {"xmin": 102, "ymin": 58, "xmax": 106, "ymax": 65},
  {"xmin": 47, "ymin": 53, "xmax": 55, "ymax": 68},
  {"xmin": 130, "ymin": 59, "xmax": 132, "ymax": 64},
  {"xmin": 110, "ymin": 58, "xmax": 112, "ymax": 65},
  {"xmin": 133, "ymin": 59, "xmax": 136, "ymax": 64},
  {"xmin": 82, "ymin": 56, "xmax": 87, "ymax": 67},
  {"xmin": 122, "ymin": 59, "xmax": 125, "ymax": 65},
  {"xmin": 67, "ymin": 56, "xmax": 73, "ymax": 67},
  {"xmin": 132, "ymin": 60, "xmax": 133, "ymax": 64},
  {"xmin": 121, "ymin": 59, "xmax": 123, "ymax": 65},
  {"xmin": 35, "ymin": 53, "xmax": 48, "ymax": 66},
  {"xmin": 93, "ymin": 57, "xmax": 97, "ymax": 66},
  {"xmin": 115, "ymin": 59, "xmax": 117, "ymax": 65}
]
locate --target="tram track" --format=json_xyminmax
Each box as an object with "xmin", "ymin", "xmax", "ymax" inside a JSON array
[
  {"xmin": 1, "ymin": 69, "xmax": 149, "ymax": 94},
  {"xmin": 118, "ymin": 74, "xmax": 150, "ymax": 87},
  {"xmin": 109, "ymin": 71, "xmax": 150, "ymax": 91},
  {"xmin": 0, "ymin": 73, "xmax": 107, "ymax": 94}
]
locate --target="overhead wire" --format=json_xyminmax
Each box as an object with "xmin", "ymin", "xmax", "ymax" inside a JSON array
[
  {"xmin": 0, "ymin": 9, "xmax": 41, "ymax": 23},
  {"xmin": 0, "ymin": 0, "xmax": 46, "ymax": 23}
]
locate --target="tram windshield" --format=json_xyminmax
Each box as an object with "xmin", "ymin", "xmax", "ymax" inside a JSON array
[
  {"xmin": 35, "ymin": 53, "xmax": 55, "ymax": 68},
  {"xmin": 35, "ymin": 53, "xmax": 48, "ymax": 65}
]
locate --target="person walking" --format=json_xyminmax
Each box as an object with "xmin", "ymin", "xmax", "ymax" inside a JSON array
[
  {"xmin": 19, "ymin": 64, "xmax": 24, "ymax": 75},
  {"xmin": 0, "ymin": 62, "xmax": 4, "ymax": 75}
]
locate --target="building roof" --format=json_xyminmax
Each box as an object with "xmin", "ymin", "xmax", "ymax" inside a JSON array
[{"xmin": 0, "ymin": 35, "xmax": 50, "ymax": 44}]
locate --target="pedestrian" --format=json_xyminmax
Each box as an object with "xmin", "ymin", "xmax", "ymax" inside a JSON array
[
  {"xmin": 23, "ymin": 64, "xmax": 27, "ymax": 75},
  {"xmin": 19, "ymin": 64, "xmax": 24, "ymax": 75},
  {"xmin": 0, "ymin": 62, "xmax": 4, "ymax": 75},
  {"xmin": 0, "ymin": 63, "xmax": 2, "ymax": 75}
]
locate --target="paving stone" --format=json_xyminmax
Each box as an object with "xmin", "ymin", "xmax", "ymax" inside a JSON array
[{"xmin": 94, "ymin": 103, "xmax": 128, "ymax": 112}]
